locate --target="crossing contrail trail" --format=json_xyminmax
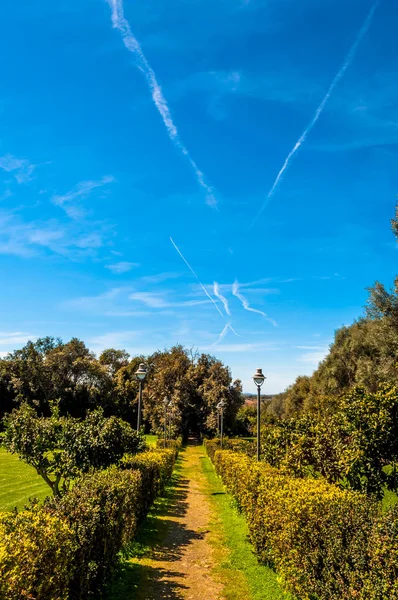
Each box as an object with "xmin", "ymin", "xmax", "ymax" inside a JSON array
[
  {"xmin": 232, "ymin": 280, "xmax": 277, "ymax": 327},
  {"xmin": 106, "ymin": 0, "xmax": 217, "ymax": 208},
  {"xmin": 213, "ymin": 281, "xmax": 231, "ymax": 316},
  {"xmin": 250, "ymin": 0, "xmax": 380, "ymax": 228},
  {"xmin": 170, "ymin": 237, "xmax": 224, "ymax": 317}
]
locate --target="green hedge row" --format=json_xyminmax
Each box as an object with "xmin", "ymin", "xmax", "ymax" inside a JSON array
[
  {"xmin": 0, "ymin": 445, "xmax": 179, "ymax": 600},
  {"xmin": 205, "ymin": 437, "xmax": 255, "ymax": 461},
  {"xmin": 205, "ymin": 444, "xmax": 398, "ymax": 600}
]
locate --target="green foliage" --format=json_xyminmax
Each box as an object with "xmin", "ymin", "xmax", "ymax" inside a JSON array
[
  {"xmin": 392, "ymin": 204, "xmax": 398, "ymax": 240},
  {"xmin": 0, "ymin": 446, "xmax": 179, "ymax": 600},
  {"xmin": 120, "ymin": 448, "xmax": 178, "ymax": 518},
  {"xmin": 1, "ymin": 339, "xmax": 244, "ymax": 438},
  {"xmin": 140, "ymin": 347, "xmax": 244, "ymax": 437},
  {"xmin": 0, "ymin": 504, "xmax": 76, "ymax": 600},
  {"xmin": 204, "ymin": 437, "xmax": 256, "ymax": 461},
  {"xmin": 3, "ymin": 403, "xmax": 144, "ymax": 495},
  {"xmin": 360, "ymin": 505, "xmax": 398, "ymax": 599},
  {"xmin": 0, "ymin": 337, "xmax": 113, "ymax": 419},
  {"xmin": 54, "ymin": 467, "xmax": 142, "ymax": 599},
  {"xmin": 210, "ymin": 448, "xmax": 380, "ymax": 600},
  {"xmin": 282, "ymin": 318, "xmax": 398, "ymax": 418}
]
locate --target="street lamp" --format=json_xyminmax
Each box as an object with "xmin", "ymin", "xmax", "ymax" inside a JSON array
[
  {"xmin": 135, "ymin": 363, "xmax": 147, "ymax": 432},
  {"xmin": 252, "ymin": 368, "xmax": 266, "ymax": 461},
  {"xmin": 217, "ymin": 400, "xmax": 226, "ymax": 448},
  {"xmin": 168, "ymin": 403, "xmax": 173, "ymax": 441},
  {"xmin": 163, "ymin": 396, "xmax": 170, "ymax": 448}
]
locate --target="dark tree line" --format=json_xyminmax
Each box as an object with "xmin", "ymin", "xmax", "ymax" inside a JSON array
[{"xmin": 0, "ymin": 340, "xmax": 243, "ymax": 438}]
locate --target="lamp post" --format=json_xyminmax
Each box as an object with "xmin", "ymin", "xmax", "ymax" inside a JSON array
[
  {"xmin": 252, "ymin": 368, "xmax": 266, "ymax": 461},
  {"xmin": 168, "ymin": 403, "xmax": 173, "ymax": 441},
  {"xmin": 217, "ymin": 400, "xmax": 226, "ymax": 448},
  {"xmin": 163, "ymin": 396, "xmax": 170, "ymax": 448},
  {"xmin": 135, "ymin": 363, "xmax": 147, "ymax": 432}
]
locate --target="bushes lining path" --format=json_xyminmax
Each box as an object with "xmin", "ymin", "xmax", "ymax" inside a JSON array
[{"xmin": 106, "ymin": 443, "xmax": 290, "ymax": 600}]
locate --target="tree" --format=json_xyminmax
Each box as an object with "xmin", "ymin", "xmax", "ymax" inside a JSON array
[
  {"xmin": 0, "ymin": 338, "xmax": 115, "ymax": 418},
  {"xmin": 3, "ymin": 403, "xmax": 144, "ymax": 496},
  {"xmin": 99, "ymin": 349, "xmax": 130, "ymax": 377}
]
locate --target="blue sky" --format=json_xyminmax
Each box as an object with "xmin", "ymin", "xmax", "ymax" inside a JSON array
[{"xmin": 0, "ymin": 0, "xmax": 397, "ymax": 393}]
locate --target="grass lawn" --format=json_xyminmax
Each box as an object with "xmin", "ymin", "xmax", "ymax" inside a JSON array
[{"xmin": 0, "ymin": 447, "xmax": 50, "ymax": 511}]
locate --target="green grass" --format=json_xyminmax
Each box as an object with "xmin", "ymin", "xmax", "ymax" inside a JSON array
[
  {"xmin": 144, "ymin": 434, "xmax": 157, "ymax": 448},
  {"xmin": 200, "ymin": 451, "xmax": 293, "ymax": 600},
  {"xmin": 0, "ymin": 447, "xmax": 50, "ymax": 511}
]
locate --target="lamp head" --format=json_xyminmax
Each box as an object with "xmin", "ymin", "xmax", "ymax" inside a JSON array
[
  {"xmin": 135, "ymin": 363, "xmax": 147, "ymax": 381},
  {"xmin": 253, "ymin": 368, "xmax": 266, "ymax": 388}
]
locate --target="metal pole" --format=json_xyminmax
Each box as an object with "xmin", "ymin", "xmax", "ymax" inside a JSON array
[
  {"xmin": 164, "ymin": 405, "xmax": 167, "ymax": 448},
  {"xmin": 257, "ymin": 385, "xmax": 260, "ymax": 461},
  {"xmin": 168, "ymin": 411, "xmax": 172, "ymax": 440},
  {"xmin": 137, "ymin": 379, "xmax": 143, "ymax": 432},
  {"xmin": 221, "ymin": 407, "xmax": 224, "ymax": 449}
]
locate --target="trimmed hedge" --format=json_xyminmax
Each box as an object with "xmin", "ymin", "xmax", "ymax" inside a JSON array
[
  {"xmin": 207, "ymin": 445, "xmax": 398, "ymax": 600},
  {"xmin": 0, "ymin": 446, "xmax": 179, "ymax": 600},
  {"xmin": 0, "ymin": 506, "xmax": 75, "ymax": 600},
  {"xmin": 55, "ymin": 467, "xmax": 143, "ymax": 599},
  {"xmin": 120, "ymin": 448, "xmax": 177, "ymax": 518},
  {"xmin": 204, "ymin": 438, "xmax": 255, "ymax": 462}
]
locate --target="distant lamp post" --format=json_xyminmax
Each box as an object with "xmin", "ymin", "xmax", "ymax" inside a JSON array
[
  {"xmin": 168, "ymin": 404, "xmax": 173, "ymax": 441},
  {"xmin": 217, "ymin": 400, "xmax": 226, "ymax": 448},
  {"xmin": 163, "ymin": 396, "xmax": 170, "ymax": 448},
  {"xmin": 216, "ymin": 402, "xmax": 221, "ymax": 436},
  {"xmin": 135, "ymin": 363, "xmax": 147, "ymax": 432},
  {"xmin": 253, "ymin": 368, "xmax": 266, "ymax": 461}
]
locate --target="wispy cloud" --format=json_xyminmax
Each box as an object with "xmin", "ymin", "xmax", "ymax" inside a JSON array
[
  {"xmin": 129, "ymin": 291, "xmax": 209, "ymax": 309},
  {"xmin": 232, "ymin": 279, "xmax": 277, "ymax": 327},
  {"xmin": 89, "ymin": 331, "xmax": 137, "ymax": 351},
  {"xmin": 213, "ymin": 281, "xmax": 231, "ymax": 316},
  {"xmin": 63, "ymin": 288, "xmax": 125, "ymax": 311},
  {"xmin": 170, "ymin": 237, "xmax": 224, "ymax": 317},
  {"xmin": 52, "ymin": 176, "xmax": 115, "ymax": 219},
  {"xmin": 251, "ymin": 0, "xmax": 379, "ymax": 228},
  {"xmin": 138, "ymin": 271, "xmax": 182, "ymax": 284},
  {"xmin": 0, "ymin": 154, "xmax": 36, "ymax": 184},
  {"xmin": 107, "ymin": 0, "xmax": 217, "ymax": 208},
  {"xmin": 0, "ymin": 332, "xmax": 36, "ymax": 346},
  {"xmin": 297, "ymin": 350, "xmax": 328, "ymax": 365},
  {"xmin": 201, "ymin": 342, "xmax": 275, "ymax": 353},
  {"xmin": 106, "ymin": 261, "xmax": 139, "ymax": 274}
]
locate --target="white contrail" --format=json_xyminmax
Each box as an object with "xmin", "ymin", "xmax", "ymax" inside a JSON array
[
  {"xmin": 232, "ymin": 280, "xmax": 277, "ymax": 327},
  {"xmin": 213, "ymin": 281, "xmax": 231, "ymax": 316},
  {"xmin": 250, "ymin": 0, "xmax": 379, "ymax": 228},
  {"xmin": 107, "ymin": 0, "xmax": 217, "ymax": 208},
  {"xmin": 170, "ymin": 237, "xmax": 224, "ymax": 317},
  {"xmin": 212, "ymin": 323, "xmax": 242, "ymax": 346},
  {"xmin": 212, "ymin": 323, "xmax": 230, "ymax": 346}
]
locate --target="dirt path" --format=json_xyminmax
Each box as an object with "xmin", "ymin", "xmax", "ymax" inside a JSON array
[{"xmin": 132, "ymin": 443, "xmax": 223, "ymax": 600}]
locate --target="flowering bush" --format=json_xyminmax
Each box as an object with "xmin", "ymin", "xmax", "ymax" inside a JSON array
[
  {"xmin": 0, "ymin": 506, "xmax": 76, "ymax": 600},
  {"xmin": 209, "ymin": 447, "xmax": 386, "ymax": 600},
  {"xmin": 0, "ymin": 445, "xmax": 179, "ymax": 599}
]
